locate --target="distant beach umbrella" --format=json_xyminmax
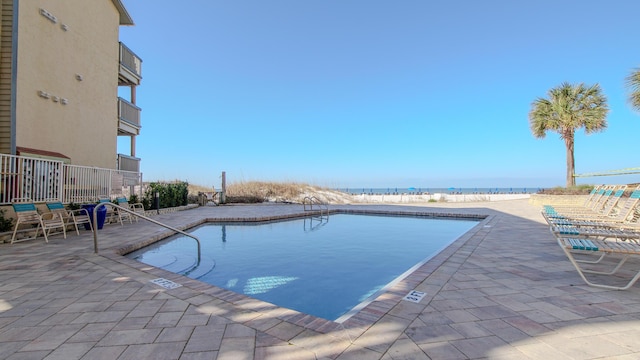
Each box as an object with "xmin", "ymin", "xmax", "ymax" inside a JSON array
[
  {"xmin": 448, "ymin": 187, "xmax": 455, "ymax": 191},
  {"xmin": 408, "ymin": 187, "xmax": 416, "ymax": 191}
]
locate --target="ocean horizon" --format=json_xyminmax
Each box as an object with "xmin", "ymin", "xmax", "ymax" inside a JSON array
[{"xmin": 338, "ymin": 187, "xmax": 543, "ymax": 195}]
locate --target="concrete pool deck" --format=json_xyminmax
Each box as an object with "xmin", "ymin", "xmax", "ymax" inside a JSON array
[{"xmin": 1, "ymin": 199, "xmax": 640, "ymax": 359}]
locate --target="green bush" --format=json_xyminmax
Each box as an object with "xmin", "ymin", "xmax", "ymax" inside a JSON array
[
  {"xmin": 142, "ymin": 181, "xmax": 189, "ymax": 210},
  {"xmin": 226, "ymin": 195, "xmax": 265, "ymax": 203},
  {"xmin": 0, "ymin": 208, "xmax": 13, "ymax": 232},
  {"xmin": 539, "ymin": 184, "xmax": 594, "ymax": 195},
  {"xmin": 129, "ymin": 194, "xmax": 140, "ymax": 205}
]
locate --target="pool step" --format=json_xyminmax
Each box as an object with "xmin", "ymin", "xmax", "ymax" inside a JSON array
[
  {"xmin": 162, "ymin": 253, "xmax": 216, "ymax": 280},
  {"xmin": 182, "ymin": 255, "xmax": 216, "ymax": 280},
  {"xmin": 136, "ymin": 252, "xmax": 216, "ymax": 280}
]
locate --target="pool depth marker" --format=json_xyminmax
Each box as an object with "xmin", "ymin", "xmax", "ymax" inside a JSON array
[
  {"xmin": 150, "ymin": 278, "xmax": 182, "ymax": 289},
  {"xmin": 403, "ymin": 290, "xmax": 426, "ymax": 303}
]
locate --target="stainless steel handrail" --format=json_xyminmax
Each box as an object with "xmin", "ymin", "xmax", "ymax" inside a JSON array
[
  {"xmin": 303, "ymin": 196, "xmax": 329, "ymax": 217},
  {"xmin": 92, "ymin": 203, "xmax": 201, "ymax": 262}
]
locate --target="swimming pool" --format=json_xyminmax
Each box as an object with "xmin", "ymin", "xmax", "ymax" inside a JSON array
[{"xmin": 126, "ymin": 213, "xmax": 479, "ymax": 321}]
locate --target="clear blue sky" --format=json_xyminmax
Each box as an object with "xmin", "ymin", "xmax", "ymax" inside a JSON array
[{"xmin": 118, "ymin": 0, "xmax": 640, "ymax": 189}]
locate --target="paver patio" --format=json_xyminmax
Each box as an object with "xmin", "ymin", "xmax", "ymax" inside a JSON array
[{"xmin": 1, "ymin": 199, "xmax": 640, "ymax": 359}]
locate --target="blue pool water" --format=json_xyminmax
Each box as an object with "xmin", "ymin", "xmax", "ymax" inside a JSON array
[{"xmin": 126, "ymin": 214, "xmax": 479, "ymax": 321}]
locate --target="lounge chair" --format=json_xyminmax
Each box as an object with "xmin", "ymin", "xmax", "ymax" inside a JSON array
[
  {"xmin": 543, "ymin": 184, "xmax": 604, "ymax": 208},
  {"xmin": 11, "ymin": 200, "xmax": 66, "ymax": 243},
  {"xmin": 543, "ymin": 186, "xmax": 640, "ymax": 226},
  {"xmin": 545, "ymin": 185, "xmax": 626, "ymax": 216},
  {"xmin": 557, "ymin": 237, "xmax": 640, "ymax": 290},
  {"xmin": 45, "ymin": 200, "xmax": 93, "ymax": 235},
  {"xmin": 546, "ymin": 184, "xmax": 609, "ymax": 210}
]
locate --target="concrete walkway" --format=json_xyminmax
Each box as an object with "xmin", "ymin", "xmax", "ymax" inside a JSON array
[{"xmin": 1, "ymin": 200, "xmax": 640, "ymax": 359}]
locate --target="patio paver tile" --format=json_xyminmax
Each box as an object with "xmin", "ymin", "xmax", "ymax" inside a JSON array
[{"xmin": 2, "ymin": 201, "xmax": 640, "ymax": 359}]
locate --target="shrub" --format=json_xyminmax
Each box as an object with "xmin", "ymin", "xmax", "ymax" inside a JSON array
[
  {"xmin": 0, "ymin": 208, "xmax": 13, "ymax": 232},
  {"xmin": 539, "ymin": 184, "xmax": 594, "ymax": 195},
  {"xmin": 129, "ymin": 194, "xmax": 140, "ymax": 205},
  {"xmin": 142, "ymin": 181, "xmax": 189, "ymax": 209},
  {"xmin": 226, "ymin": 195, "xmax": 265, "ymax": 204}
]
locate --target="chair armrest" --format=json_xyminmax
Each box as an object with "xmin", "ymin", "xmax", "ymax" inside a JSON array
[
  {"xmin": 41, "ymin": 212, "xmax": 62, "ymax": 221},
  {"xmin": 70, "ymin": 208, "xmax": 90, "ymax": 217},
  {"xmin": 129, "ymin": 202, "xmax": 145, "ymax": 210}
]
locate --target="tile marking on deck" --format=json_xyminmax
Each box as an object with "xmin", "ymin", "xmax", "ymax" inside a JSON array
[{"xmin": 150, "ymin": 278, "xmax": 182, "ymax": 289}]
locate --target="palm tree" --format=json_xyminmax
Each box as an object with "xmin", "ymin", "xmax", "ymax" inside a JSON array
[
  {"xmin": 529, "ymin": 82, "xmax": 609, "ymax": 187},
  {"xmin": 626, "ymin": 67, "xmax": 640, "ymax": 112}
]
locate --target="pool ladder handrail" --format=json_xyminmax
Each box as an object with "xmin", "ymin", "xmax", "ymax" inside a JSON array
[
  {"xmin": 91, "ymin": 202, "xmax": 201, "ymax": 262},
  {"xmin": 303, "ymin": 196, "xmax": 329, "ymax": 217}
]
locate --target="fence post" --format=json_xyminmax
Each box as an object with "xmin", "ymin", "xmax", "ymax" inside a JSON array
[{"xmin": 220, "ymin": 171, "xmax": 226, "ymax": 204}]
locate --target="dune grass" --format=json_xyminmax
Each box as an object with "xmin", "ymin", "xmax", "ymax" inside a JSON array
[
  {"xmin": 539, "ymin": 184, "xmax": 594, "ymax": 195},
  {"xmin": 189, "ymin": 181, "xmax": 331, "ymax": 203},
  {"xmin": 225, "ymin": 181, "xmax": 314, "ymax": 203}
]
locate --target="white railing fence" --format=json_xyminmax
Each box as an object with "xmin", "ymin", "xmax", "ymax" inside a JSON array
[{"xmin": 0, "ymin": 153, "xmax": 142, "ymax": 204}]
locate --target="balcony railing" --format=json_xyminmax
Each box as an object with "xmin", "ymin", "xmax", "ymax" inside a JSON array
[
  {"xmin": 117, "ymin": 154, "xmax": 140, "ymax": 173},
  {"xmin": 118, "ymin": 97, "xmax": 141, "ymax": 135},
  {"xmin": 0, "ymin": 153, "xmax": 142, "ymax": 204},
  {"xmin": 119, "ymin": 42, "xmax": 142, "ymax": 86}
]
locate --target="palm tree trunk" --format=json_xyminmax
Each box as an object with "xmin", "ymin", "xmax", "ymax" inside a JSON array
[{"xmin": 565, "ymin": 134, "xmax": 575, "ymax": 187}]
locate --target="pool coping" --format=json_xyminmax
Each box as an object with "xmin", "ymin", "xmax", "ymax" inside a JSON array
[{"xmin": 100, "ymin": 208, "xmax": 493, "ymax": 337}]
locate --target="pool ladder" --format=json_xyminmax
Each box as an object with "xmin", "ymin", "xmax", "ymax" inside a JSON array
[
  {"xmin": 303, "ymin": 196, "xmax": 329, "ymax": 217},
  {"xmin": 303, "ymin": 196, "xmax": 329, "ymax": 232},
  {"xmin": 91, "ymin": 202, "xmax": 201, "ymax": 262}
]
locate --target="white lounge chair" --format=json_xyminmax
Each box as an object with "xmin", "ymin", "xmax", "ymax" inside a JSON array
[{"xmin": 557, "ymin": 237, "xmax": 640, "ymax": 290}]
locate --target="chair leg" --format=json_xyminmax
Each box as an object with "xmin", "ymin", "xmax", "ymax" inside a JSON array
[
  {"xmin": 581, "ymin": 255, "xmax": 630, "ymax": 276},
  {"xmin": 38, "ymin": 221, "xmax": 48, "ymax": 243},
  {"xmin": 561, "ymin": 246, "xmax": 639, "ymax": 290},
  {"xmin": 11, "ymin": 223, "xmax": 20, "ymax": 244},
  {"xmin": 573, "ymin": 251, "xmax": 607, "ymax": 264}
]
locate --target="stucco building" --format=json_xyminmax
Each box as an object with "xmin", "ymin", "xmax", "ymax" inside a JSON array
[{"xmin": 0, "ymin": 0, "xmax": 142, "ymax": 172}]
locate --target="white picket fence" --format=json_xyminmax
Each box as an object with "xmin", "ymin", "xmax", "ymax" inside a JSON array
[{"xmin": 0, "ymin": 153, "xmax": 142, "ymax": 204}]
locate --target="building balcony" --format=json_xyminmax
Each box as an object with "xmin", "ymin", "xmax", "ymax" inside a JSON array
[
  {"xmin": 118, "ymin": 97, "xmax": 141, "ymax": 136},
  {"xmin": 119, "ymin": 42, "xmax": 142, "ymax": 86},
  {"xmin": 117, "ymin": 153, "xmax": 140, "ymax": 173}
]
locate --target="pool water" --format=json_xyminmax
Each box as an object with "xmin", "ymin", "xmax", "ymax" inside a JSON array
[{"xmin": 126, "ymin": 214, "xmax": 478, "ymax": 321}]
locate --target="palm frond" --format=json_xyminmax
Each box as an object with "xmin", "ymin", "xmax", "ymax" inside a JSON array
[{"xmin": 626, "ymin": 67, "xmax": 640, "ymax": 111}]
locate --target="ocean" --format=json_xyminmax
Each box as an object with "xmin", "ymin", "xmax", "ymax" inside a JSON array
[{"xmin": 339, "ymin": 187, "xmax": 542, "ymax": 195}]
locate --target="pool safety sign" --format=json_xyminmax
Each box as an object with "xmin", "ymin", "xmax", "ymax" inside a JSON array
[
  {"xmin": 403, "ymin": 290, "xmax": 426, "ymax": 303},
  {"xmin": 150, "ymin": 278, "xmax": 182, "ymax": 289}
]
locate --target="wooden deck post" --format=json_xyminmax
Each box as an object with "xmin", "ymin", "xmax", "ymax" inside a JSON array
[{"xmin": 220, "ymin": 171, "xmax": 226, "ymax": 204}]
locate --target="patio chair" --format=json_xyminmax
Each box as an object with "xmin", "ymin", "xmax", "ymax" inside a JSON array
[
  {"xmin": 45, "ymin": 200, "xmax": 93, "ymax": 235},
  {"xmin": 557, "ymin": 236, "xmax": 640, "ymax": 290},
  {"xmin": 115, "ymin": 196, "xmax": 145, "ymax": 223},
  {"xmin": 11, "ymin": 200, "xmax": 66, "ymax": 244}
]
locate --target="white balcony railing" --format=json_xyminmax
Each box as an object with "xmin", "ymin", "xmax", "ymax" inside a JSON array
[
  {"xmin": 119, "ymin": 42, "xmax": 142, "ymax": 85},
  {"xmin": 118, "ymin": 97, "xmax": 141, "ymax": 135},
  {"xmin": 0, "ymin": 153, "xmax": 142, "ymax": 204},
  {"xmin": 117, "ymin": 154, "xmax": 140, "ymax": 173}
]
